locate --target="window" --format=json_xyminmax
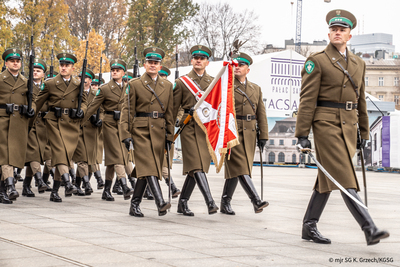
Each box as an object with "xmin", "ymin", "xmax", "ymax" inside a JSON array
[
  {"xmin": 378, "ymin": 95, "xmax": 384, "ymax": 101},
  {"xmin": 395, "ymin": 77, "xmax": 399, "ymax": 86},
  {"xmin": 292, "ymin": 154, "xmax": 297, "ymax": 163},
  {"xmin": 395, "ymin": 95, "xmax": 399, "ymax": 105},
  {"xmin": 269, "ymin": 139, "xmax": 275, "ymax": 145},
  {"xmin": 374, "ymin": 133, "xmax": 377, "ymax": 151},
  {"xmin": 278, "ymin": 152, "xmax": 285, "ymax": 162},
  {"xmin": 379, "ymin": 77, "xmax": 384, "ymax": 86},
  {"xmin": 268, "ymin": 152, "xmax": 275, "ymax": 163},
  {"xmin": 292, "ymin": 140, "xmax": 296, "ymax": 145},
  {"xmin": 279, "ymin": 140, "xmax": 284, "ymax": 145},
  {"xmin": 365, "ymin": 77, "xmax": 369, "ymax": 86}
]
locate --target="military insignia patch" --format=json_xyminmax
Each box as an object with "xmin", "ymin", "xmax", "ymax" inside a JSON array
[
  {"xmin": 305, "ymin": 61, "xmax": 315, "ymax": 74},
  {"xmin": 173, "ymin": 82, "xmax": 176, "ymax": 90},
  {"xmin": 40, "ymin": 84, "xmax": 45, "ymax": 91},
  {"xmin": 96, "ymin": 89, "xmax": 100, "ymax": 96},
  {"xmin": 126, "ymin": 85, "xmax": 130, "ymax": 94}
]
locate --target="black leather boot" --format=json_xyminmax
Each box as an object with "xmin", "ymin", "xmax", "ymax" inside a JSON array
[
  {"xmin": 143, "ymin": 185, "xmax": 154, "ymax": 200},
  {"xmin": 69, "ymin": 168, "xmax": 76, "ymax": 185},
  {"xmin": 6, "ymin": 177, "xmax": 19, "ymax": 200},
  {"xmin": 73, "ymin": 177, "xmax": 85, "ymax": 196},
  {"xmin": 93, "ymin": 170, "xmax": 104, "ymax": 189},
  {"xmin": 50, "ymin": 180, "xmax": 62, "ymax": 202},
  {"xmin": 128, "ymin": 175, "xmax": 136, "ymax": 190},
  {"xmin": 302, "ymin": 190, "xmax": 331, "ymax": 244},
  {"xmin": 220, "ymin": 177, "xmax": 238, "ymax": 215},
  {"xmin": 194, "ymin": 172, "xmax": 218, "ymax": 214},
  {"xmin": 15, "ymin": 168, "xmax": 23, "ymax": 182},
  {"xmin": 112, "ymin": 179, "xmax": 123, "ymax": 195},
  {"xmin": 82, "ymin": 175, "xmax": 93, "ymax": 195},
  {"xmin": 129, "ymin": 178, "xmax": 147, "ymax": 217},
  {"xmin": 341, "ymin": 189, "xmax": 389, "ymax": 245},
  {"xmin": 165, "ymin": 177, "xmax": 181, "ymax": 198},
  {"xmin": 22, "ymin": 176, "xmax": 35, "ymax": 197},
  {"xmin": 120, "ymin": 177, "xmax": 134, "ymax": 200},
  {"xmin": 1, "ymin": 180, "xmax": 13, "ymax": 204},
  {"xmin": 34, "ymin": 172, "xmax": 48, "ymax": 193},
  {"xmin": 49, "ymin": 168, "xmax": 55, "ymax": 180},
  {"xmin": 102, "ymin": 180, "xmax": 115, "ymax": 201},
  {"xmin": 177, "ymin": 174, "xmax": 196, "ymax": 216},
  {"xmin": 61, "ymin": 173, "xmax": 77, "ymax": 196},
  {"xmin": 41, "ymin": 173, "xmax": 52, "ymax": 193},
  {"xmin": 238, "ymin": 175, "xmax": 269, "ymax": 213},
  {"xmin": 146, "ymin": 176, "xmax": 171, "ymax": 216}
]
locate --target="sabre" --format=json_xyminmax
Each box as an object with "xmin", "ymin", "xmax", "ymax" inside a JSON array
[
  {"xmin": 166, "ymin": 134, "xmax": 172, "ymax": 210},
  {"xmin": 256, "ymin": 123, "xmax": 264, "ymax": 199},
  {"xmin": 357, "ymin": 126, "xmax": 368, "ymax": 206},
  {"xmin": 297, "ymin": 145, "xmax": 368, "ymax": 210}
]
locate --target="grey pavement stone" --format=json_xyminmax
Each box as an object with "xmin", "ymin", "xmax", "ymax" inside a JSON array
[{"xmin": 0, "ymin": 164, "xmax": 398, "ymax": 267}]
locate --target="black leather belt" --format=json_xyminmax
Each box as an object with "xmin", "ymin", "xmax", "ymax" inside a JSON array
[
  {"xmin": 0, "ymin": 104, "xmax": 20, "ymax": 111},
  {"xmin": 317, "ymin": 101, "xmax": 358, "ymax": 111},
  {"xmin": 37, "ymin": 111, "xmax": 48, "ymax": 118},
  {"xmin": 236, "ymin": 114, "xmax": 256, "ymax": 121},
  {"xmin": 50, "ymin": 107, "xmax": 70, "ymax": 115},
  {"xmin": 136, "ymin": 112, "xmax": 164, "ymax": 118}
]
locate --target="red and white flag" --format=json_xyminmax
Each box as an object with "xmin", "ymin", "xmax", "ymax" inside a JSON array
[{"xmin": 193, "ymin": 61, "xmax": 239, "ymax": 173}]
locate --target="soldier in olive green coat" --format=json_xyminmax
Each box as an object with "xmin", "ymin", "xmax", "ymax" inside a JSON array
[
  {"xmin": 0, "ymin": 48, "xmax": 36, "ymax": 203},
  {"xmin": 34, "ymin": 53, "xmax": 87, "ymax": 202},
  {"xmin": 83, "ymin": 59, "xmax": 132, "ymax": 201},
  {"xmin": 121, "ymin": 47, "xmax": 173, "ymax": 217},
  {"xmin": 295, "ymin": 9, "xmax": 389, "ymax": 245},
  {"xmin": 221, "ymin": 52, "xmax": 269, "ymax": 215},
  {"xmin": 173, "ymin": 45, "xmax": 218, "ymax": 216}
]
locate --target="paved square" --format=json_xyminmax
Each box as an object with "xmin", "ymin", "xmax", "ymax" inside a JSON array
[{"xmin": 0, "ymin": 164, "xmax": 398, "ymax": 266}]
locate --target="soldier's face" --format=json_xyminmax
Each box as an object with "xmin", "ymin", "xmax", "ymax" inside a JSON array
[
  {"xmin": 159, "ymin": 74, "xmax": 168, "ymax": 80},
  {"xmin": 84, "ymin": 77, "xmax": 92, "ymax": 90},
  {"xmin": 111, "ymin": 68, "xmax": 124, "ymax": 80},
  {"xmin": 328, "ymin": 26, "xmax": 352, "ymax": 46},
  {"xmin": 144, "ymin": 60, "xmax": 161, "ymax": 76},
  {"xmin": 5, "ymin": 59, "xmax": 21, "ymax": 72},
  {"xmin": 33, "ymin": 68, "xmax": 45, "ymax": 81},
  {"xmin": 234, "ymin": 63, "xmax": 250, "ymax": 79},
  {"xmin": 191, "ymin": 56, "xmax": 209, "ymax": 71},
  {"xmin": 59, "ymin": 63, "xmax": 74, "ymax": 77},
  {"xmin": 91, "ymin": 84, "xmax": 99, "ymax": 90}
]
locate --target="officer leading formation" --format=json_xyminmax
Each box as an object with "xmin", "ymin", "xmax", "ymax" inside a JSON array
[{"xmin": 0, "ymin": 8, "xmax": 390, "ymax": 246}]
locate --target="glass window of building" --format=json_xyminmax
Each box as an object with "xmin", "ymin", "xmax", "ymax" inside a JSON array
[
  {"xmin": 292, "ymin": 140, "xmax": 296, "ymax": 145},
  {"xmin": 379, "ymin": 77, "xmax": 384, "ymax": 86},
  {"xmin": 279, "ymin": 140, "xmax": 284, "ymax": 145},
  {"xmin": 268, "ymin": 152, "xmax": 275, "ymax": 163},
  {"xmin": 278, "ymin": 152, "xmax": 285, "ymax": 162},
  {"xmin": 379, "ymin": 95, "xmax": 384, "ymax": 100},
  {"xmin": 269, "ymin": 139, "xmax": 274, "ymax": 145},
  {"xmin": 394, "ymin": 95, "xmax": 399, "ymax": 105},
  {"xmin": 292, "ymin": 154, "xmax": 296, "ymax": 163},
  {"xmin": 365, "ymin": 77, "xmax": 369, "ymax": 86},
  {"xmin": 395, "ymin": 77, "xmax": 399, "ymax": 86}
]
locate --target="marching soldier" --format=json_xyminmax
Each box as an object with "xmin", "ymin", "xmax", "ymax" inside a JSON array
[
  {"xmin": 34, "ymin": 52, "xmax": 87, "ymax": 202},
  {"xmin": 23, "ymin": 58, "xmax": 52, "ymax": 197},
  {"xmin": 173, "ymin": 45, "xmax": 218, "ymax": 216},
  {"xmin": 45, "ymin": 70, "xmax": 58, "ymax": 80},
  {"xmin": 72, "ymin": 69, "xmax": 98, "ymax": 196},
  {"xmin": 220, "ymin": 53, "xmax": 269, "ymax": 215},
  {"xmin": 121, "ymin": 47, "xmax": 173, "ymax": 217},
  {"xmin": 89, "ymin": 75, "xmax": 105, "ymax": 189},
  {"xmin": 0, "ymin": 48, "xmax": 36, "ymax": 204},
  {"xmin": 83, "ymin": 59, "xmax": 133, "ymax": 201},
  {"xmin": 295, "ymin": 9, "xmax": 389, "ymax": 245},
  {"xmin": 159, "ymin": 66, "xmax": 181, "ymax": 198}
]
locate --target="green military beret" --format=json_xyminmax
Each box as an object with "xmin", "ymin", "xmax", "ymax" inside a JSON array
[
  {"xmin": 326, "ymin": 9, "xmax": 357, "ymax": 30},
  {"xmin": 143, "ymin": 47, "xmax": 165, "ymax": 62},
  {"xmin": 190, "ymin": 45, "xmax": 212, "ymax": 59},
  {"xmin": 45, "ymin": 70, "xmax": 58, "ymax": 78},
  {"xmin": 158, "ymin": 66, "xmax": 171, "ymax": 77},
  {"xmin": 2, "ymin": 48, "xmax": 23, "ymax": 61},
  {"xmin": 110, "ymin": 59, "xmax": 127, "ymax": 71},
  {"xmin": 233, "ymin": 52, "xmax": 253, "ymax": 66},
  {"xmin": 123, "ymin": 71, "xmax": 134, "ymax": 80},
  {"xmin": 78, "ymin": 68, "xmax": 95, "ymax": 80},
  {"xmin": 56, "ymin": 52, "xmax": 77, "ymax": 65},
  {"xmin": 33, "ymin": 58, "xmax": 47, "ymax": 72}
]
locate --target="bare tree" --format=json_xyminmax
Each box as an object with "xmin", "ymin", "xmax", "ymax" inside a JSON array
[{"xmin": 185, "ymin": 2, "xmax": 262, "ymax": 60}]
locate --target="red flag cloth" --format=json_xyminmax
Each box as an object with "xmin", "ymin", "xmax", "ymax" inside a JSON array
[{"xmin": 193, "ymin": 61, "xmax": 239, "ymax": 173}]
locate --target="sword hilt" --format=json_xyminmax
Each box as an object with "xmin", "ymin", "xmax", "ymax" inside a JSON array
[{"xmin": 296, "ymin": 144, "xmax": 312, "ymax": 154}]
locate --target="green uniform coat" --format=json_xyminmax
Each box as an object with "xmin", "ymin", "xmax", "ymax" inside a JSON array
[
  {"xmin": 0, "ymin": 70, "xmax": 35, "ymax": 168},
  {"xmin": 73, "ymin": 89, "xmax": 99, "ymax": 165},
  {"xmin": 34, "ymin": 74, "xmax": 88, "ymax": 167},
  {"xmin": 25, "ymin": 83, "xmax": 49, "ymax": 164},
  {"xmin": 84, "ymin": 79, "xmax": 127, "ymax": 166},
  {"xmin": 121, "ymin": 73, "xmax": 174, "ymax": 179},
  {"xmin": 173, "ymin": 70, "xmax": 213, "ymax": 174},
  {"xmin": 224, "ymin": 78, "xmax": 268, "ymax": 179},
  {"xmin": 295, "ymin": 43, "xmax": 369, "ymax": 193}
]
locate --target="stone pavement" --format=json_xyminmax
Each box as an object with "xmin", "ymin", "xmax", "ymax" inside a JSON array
[{"xmin": 0, "ymin": 164, "xmax": 399, "ymax": 267}]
